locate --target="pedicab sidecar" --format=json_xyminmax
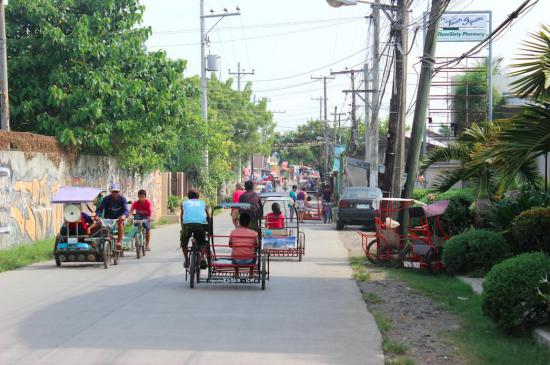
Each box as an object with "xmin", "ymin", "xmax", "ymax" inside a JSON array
[{"xmin": 52, "ymin": 187, "xmax": 117, "ymax": 269}]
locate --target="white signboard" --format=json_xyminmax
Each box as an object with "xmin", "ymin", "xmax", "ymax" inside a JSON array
[
  {"xmin": 431, "ymin": 12, "xmax": 490, "ymax": 43},
  {"xmin": 345, "ymin": 157, "xmax": 370, "ymax": 170}
]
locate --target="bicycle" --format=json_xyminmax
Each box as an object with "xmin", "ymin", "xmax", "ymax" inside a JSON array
[{"xmin": 130, "ymin": 219, "xmax": 147, "ymax": 259}]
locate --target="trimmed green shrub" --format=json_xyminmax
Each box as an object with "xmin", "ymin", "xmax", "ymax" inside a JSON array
[
  {"xmin": 488, "ymin": 185, "xmax": 550, "ymax": 231},
  {"xmin": 442, "ymin": 229, "xmax": 507, "ymax": 275},
  {"xmin": 413, "ymin": 188, "xmax": 430, "ymax": 201},
  {"xmin": 437, "ymin": 188, "xmax": 476, "ymax": 235},
  {"xmin": 482, "ymin": 252, "xmax": 550, "ymax": 333},
  {"xmin": 511, "ymin": 207, "xmax": 550, "ymax": 254}
]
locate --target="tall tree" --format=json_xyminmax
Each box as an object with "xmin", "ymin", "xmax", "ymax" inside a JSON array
[{"xmin": 7, "ymin": 0, "xmax": 195, "ymax": 173}]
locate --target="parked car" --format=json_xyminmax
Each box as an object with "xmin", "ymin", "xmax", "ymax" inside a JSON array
[{"xmin": 336, "ymin": 187, "xmax": 383, "ymax": 231}]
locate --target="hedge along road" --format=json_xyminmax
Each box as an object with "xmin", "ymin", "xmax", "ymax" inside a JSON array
[{"xmin": 0, "ymin": 212, "xmax": 383, "ymax": 365}]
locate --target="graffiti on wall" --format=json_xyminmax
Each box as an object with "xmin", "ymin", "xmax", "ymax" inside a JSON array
[
  {"xmin": 0, "ymin": 167, "xmax": 11, "ymax": 234},
  {"xmin": 10, "ymin": 176, "xmax": 62, "ymax": 241}
]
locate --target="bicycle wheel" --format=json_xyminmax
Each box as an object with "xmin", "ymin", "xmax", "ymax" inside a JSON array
[
  {"xmin": 189, "ymin": 252, "xmax": 196, "ymax": 289},
  {"xmin": 135, "ymin": 234, "xmax": 141, "ymax": 259},
  {"xmin": 112, "ymin": 242, "xmax": 119, "ymax": 265},
  {"xmin": 261, "ymin": 256, "xmax": 267, "ymax": 290},
  {"xmin": 103, "ymin": 240, "xmax": 111, "ymax": 269},
  {"xmin": 140, "ymin": 232, "xmax": 146, "ymax": 257}
]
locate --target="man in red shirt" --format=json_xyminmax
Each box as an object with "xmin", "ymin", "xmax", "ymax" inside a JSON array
[
  {"xmin": 229, "ymin": 213, "xmax": 259, "ymax": 264},
  {"xmin": 130, "ymin": 189, "xmax": 153, "ymax": 250}
]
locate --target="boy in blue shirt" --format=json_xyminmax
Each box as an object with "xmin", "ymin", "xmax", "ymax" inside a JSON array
[{"xmin": 180, "ymin": 188, "xmax": 210, "ymax": 269}]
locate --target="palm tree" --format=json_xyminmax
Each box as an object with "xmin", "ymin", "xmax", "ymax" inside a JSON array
[
  {"xmin": 509, "ymin": 25, "xmax": 550, "ymax": 99},
  {"xmin": 491, "ymin": 25, "xmax": 550, "ymax": 183},
  {"xmin": 419, "ymin": 123, "xmax": 494, "ymax": 199}
]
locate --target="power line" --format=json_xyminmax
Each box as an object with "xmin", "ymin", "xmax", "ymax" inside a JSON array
[{"xmin": 148, "ymin": 18, "xmax": 364, "ymax": 48}]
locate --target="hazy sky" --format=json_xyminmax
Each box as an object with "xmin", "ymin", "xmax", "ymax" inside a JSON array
[{"xmin": 141, "ymin": 0, "xmax": 549, "ymax": 132}]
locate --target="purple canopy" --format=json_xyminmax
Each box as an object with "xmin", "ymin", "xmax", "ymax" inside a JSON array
[
  {"xmin": 52, "ymin": 187, "xmax": 104, "ymax": 204},
  {"xmin": 422, "ymin": 200, "xmax": 449, "ymax": 218}
]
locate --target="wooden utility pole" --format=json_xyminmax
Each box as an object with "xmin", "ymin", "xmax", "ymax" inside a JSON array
[
  {"xmin": 402, "ymin": 0, "xmax": 448, "ymax": 199},
  {"xmin": 332, "ymin": 68, "xmax": 366, "ymax": 154},
  {"xmin": 312, "ymin": 75, "xmax": 335, "ymax": 180},
  {"xmin": 369, "ymin": 0, "xmax": 381, "ymax": 188},
  {"xmin": 229, "ymin": 62, "xmax": 255, "ymax": 92},
  {"xmin": 383, "ymin": 0, "xmax": 408, "ymax": 196},
  {"xmin": 0, "ymin": 0, "xmax": 9, "ymax": 131}
]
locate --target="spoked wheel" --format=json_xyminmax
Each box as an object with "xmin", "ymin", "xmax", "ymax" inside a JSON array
[
  {"xmin": 140, "ymin": 232, "xmax": 146, "ymax": 257},
  {"xmin": 135, "ymin": 235, "xmax": 141, "ymax": 259},
  {"xmin": 366, "ymin": 239, "xmax": 380, "ymax": 264},
  {"xmin": 261, "ymin": 257, "xmax": 267, "ymax": 290},
  {"xmin": 189, "ymin": 252, "xmax": 196, "ymax": 289},
  {"xmin": 103, "ymin": 240, "xmax": 111, "ymax": 269},
  {"xmin": 55, "ymin": 255, "xmax": 62, "ymax": 267},
  {"xmin": 112, "ymin": 244, "xmax": 120, "ymax": 265}
]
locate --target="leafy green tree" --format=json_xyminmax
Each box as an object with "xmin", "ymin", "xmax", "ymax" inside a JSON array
[
  {"xmin": 452, "ymin": 60, "xmax": 502, "ymax": 133},
  {"xmin": 275, "ymin": 119, "xmax": 331, "ymax": 170},
  {"xmin": 7, "ymin": 0, "xmax": 195, "ymax": 173}
]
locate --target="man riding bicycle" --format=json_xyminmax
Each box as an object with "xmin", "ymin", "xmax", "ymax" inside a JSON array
[
  {"xmin": 180, "ymin": 188, "xmax": 210, "ymax": 269},
  {"xmin": 95, "ymin": 183, "xmax": 128, "ymax": 249}
]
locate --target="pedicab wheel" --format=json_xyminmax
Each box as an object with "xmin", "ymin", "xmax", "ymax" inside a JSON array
[
  {"xmin": 112, "ymin": 245, "xmax": 120, "ymax": 265},
  {"xmin": 189, "ymin": 252, "xmax": 196, "ymax": 289},
  {"xmin": 398, "ymin": 245, "xmax": 413, "ymax": 268},
  {"xmin": 55, "ymin": 255, "xmax": 62, "ymax": 267},
  {"xmin": 134, "ymin": 236, "xmax": 141, "ymax": 259},
  {"xmin": 336, "ymin": 219, "xmax": 344, "ymax": 231},
  {"xmin": 103, "ymin": 240, "xmax": 111, "ymax": 269},
  {"xmin": 261, "ymin": 257, "xmax": 267, "ymax": 290},
  {"xmin": 140, "ymin": 233, "xmax": 146, "ymax": 257},
  {"xmin": 366, "ymin": 240, "xmax": 379, "ymax": 264}
]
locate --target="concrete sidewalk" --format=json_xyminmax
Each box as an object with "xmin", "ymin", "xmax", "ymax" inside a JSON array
[{"xmin": 0, "ymin": 213, "xmax": 383, "ymax": 365}]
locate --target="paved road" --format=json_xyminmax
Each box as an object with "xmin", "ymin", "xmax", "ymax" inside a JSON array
[{"xmin": 0, "ymin": 213, "xmax": 383, "ymax": 365}]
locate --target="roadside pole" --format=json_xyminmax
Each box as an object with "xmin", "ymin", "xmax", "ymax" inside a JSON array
[
  {"xmin": 402, "ymin": 0, "xmax": 448, "ymax": 200},
  {"xmin": 370, "ymin": 1, "xmax": 380, "ymax": 188},
  {"xmin": 0, "ymin": 0, "xmax": 10, "ymax": 131}
]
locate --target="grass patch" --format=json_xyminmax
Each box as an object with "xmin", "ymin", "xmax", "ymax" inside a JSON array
[
  {"xmin": 363, "ymin": 291, "xmax": 384, "ymax": 305},
  {"xmin": 385, "ymin": 357, "xmax": 415, "ymax": 365},
  {"xmin": 371, "ymin": 309, "xmax": 392, "ymax": 334},
  {"xmin": 388, "ymin": 269, "xmax": 550, "ymax": 365},
  {"xmin": 383, "ymin": 338, "xmax": 409, "ymax": 354},
  {"xmin": 0, "ymin": 238, "xmax": 54, "ymax": 273},
  {"xmin": 350, "ymin": 256, "xmax": 369, "ymax": 281}
]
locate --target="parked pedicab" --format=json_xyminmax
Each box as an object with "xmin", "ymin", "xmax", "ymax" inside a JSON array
[
  {"xmin": 185, "ymin": 203, "xmax": 270, "ymax": 290},
  {"xmin": 358, "ymin": 198, "xmax": 450, "ymax": 271},
  {"xmin": 52, "ymin": 187, "xmax": 120, "ymax": 268},
  {"xmin": 260, "ymin": 193, "xmax": 306, "ymax": 261}
]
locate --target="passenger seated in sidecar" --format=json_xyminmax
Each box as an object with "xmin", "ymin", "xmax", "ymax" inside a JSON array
[{"xmin": 59, "ymin": 212, "xmax": 94, "ymax": 236}]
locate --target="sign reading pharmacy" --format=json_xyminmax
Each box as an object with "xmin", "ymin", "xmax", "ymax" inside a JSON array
[{"xmin": 429, "ymin": 11, "xmax": 491, "ymax": 42}]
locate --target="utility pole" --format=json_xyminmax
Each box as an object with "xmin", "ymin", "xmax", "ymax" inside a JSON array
[
  {"xmin": 383, "ymin": 0, "xmax": 408, "ymax": 197},
  {"xmin": 200, "ymin": 2, "xmax": 240, "ymax": 173},
  {"xmin": 332, "ymin": 69, "xmax": 366, "ymax": 154},
  {"xmin": 402, "ymin": 0, "xmax": 448, "ymax": 200},
  {"xmin": 229, "ymin": 62, "xmax": 255, "ymax": 91},
  {"xmin": 331, "ymin": 106, "xmax": 346, "ymax": 145},
  {"xmin": 370, "ymin": 1, "xmax": 381, "ymax": 188},
  {"xmin": 0, "ymin": 0, "xmax": 10, "ymax": 131},
  {"xmin": 363, "ymin": 63, "xmax": 371, "ymax": 185},
  {"xmin": 311, "ymin": 97, "xmax": 323, "ymax": 121},
  {"xmin": 312, "ymin": 75, "xmax": 335, "ymax": 181}
]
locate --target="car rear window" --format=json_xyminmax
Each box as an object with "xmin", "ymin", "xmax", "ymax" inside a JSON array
[{"xmin": 342, "ymin": 188, "xmax": 382, "ymax": 199}]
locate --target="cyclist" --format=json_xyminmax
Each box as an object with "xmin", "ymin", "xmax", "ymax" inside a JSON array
[
  {"xmin": 95, "ymin": 183, "xmax": 128, "ymax": 249},
  {"xmin": 130, "ymin": 189, "xmax": 153, "ymax": 251},
  {"xmin": 180, "ymin": 188, "xmax": 210, "ymax": 269}
]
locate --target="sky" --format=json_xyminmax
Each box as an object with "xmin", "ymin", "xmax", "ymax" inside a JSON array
[{"xmin": 140, "ymin": 0, "xmax": 550, "ymax": 132}]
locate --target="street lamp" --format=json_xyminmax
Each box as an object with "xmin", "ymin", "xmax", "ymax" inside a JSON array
[{"xmin": 326, "ymin": 0, "xmax": 379, "ymax": 7}]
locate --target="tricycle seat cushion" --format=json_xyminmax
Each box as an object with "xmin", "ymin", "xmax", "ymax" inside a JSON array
[{"xmin": 211, "ymin": 259, "xmax": 256, "ymax": 268}]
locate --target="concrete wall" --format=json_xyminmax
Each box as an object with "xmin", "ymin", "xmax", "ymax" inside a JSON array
[{"xmin": 0, "ymin": 151, "xmax": 163, "ymax": 249}]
